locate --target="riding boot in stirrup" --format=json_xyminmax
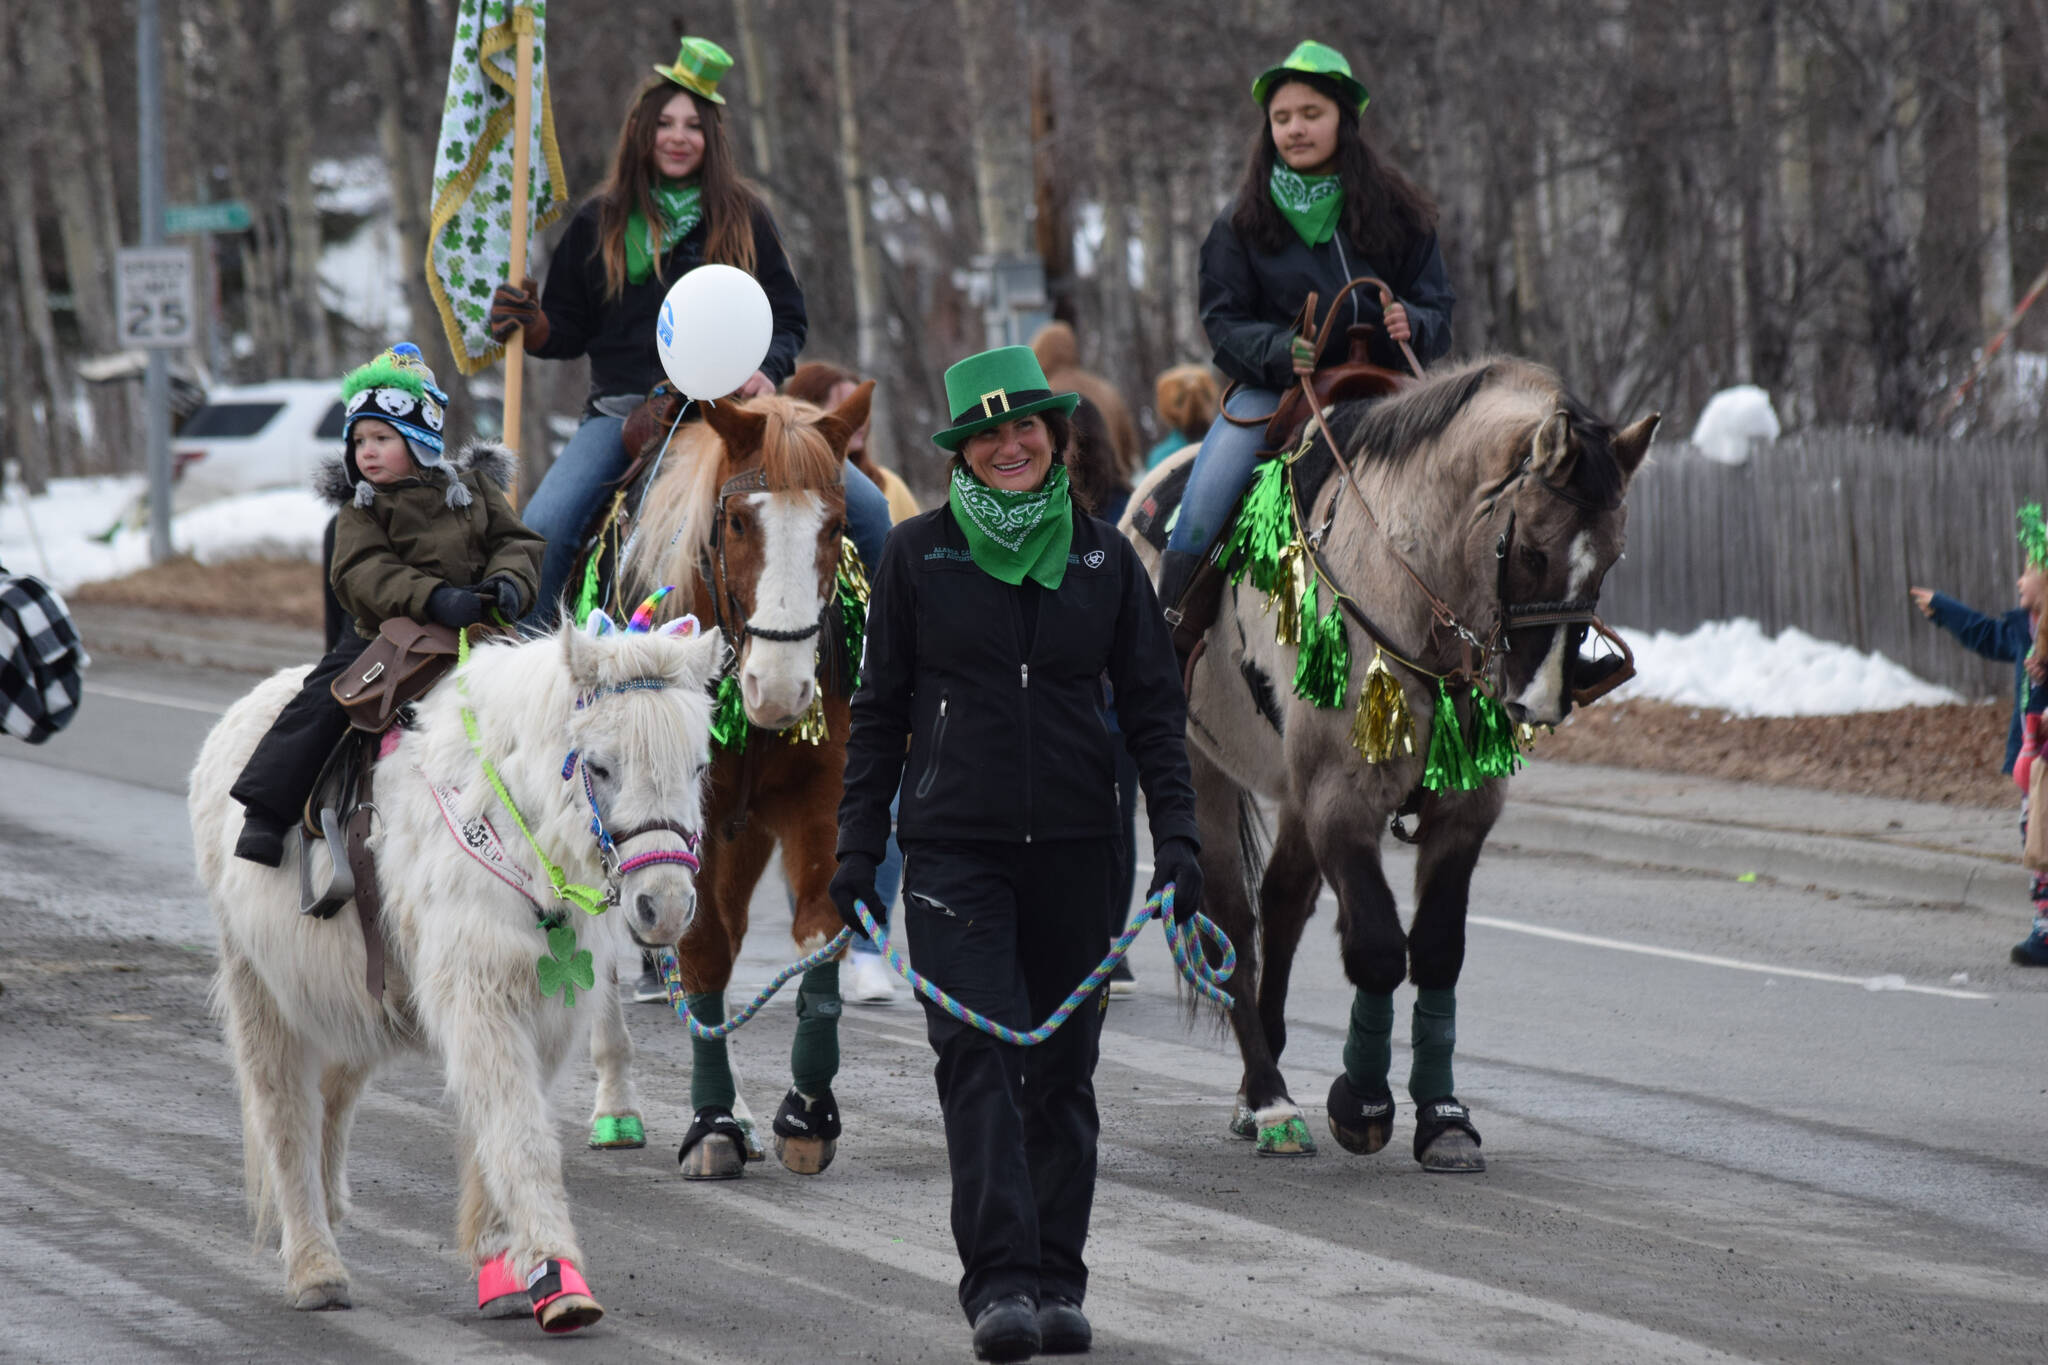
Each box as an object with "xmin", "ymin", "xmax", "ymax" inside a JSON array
[{"xmin": 1157, "ymin": 548, "xmax": 1225, "ymax": 685}]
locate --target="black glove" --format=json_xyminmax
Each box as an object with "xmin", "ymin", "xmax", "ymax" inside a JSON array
[
  {"xmin": 487, "ymin": 277, "xmax": 549, "ymax": 349},
  {"xmin": 426, "ymin": 584, "xmax": 485, "ymax": 629},
  {"xmin": 829, "ymin": 854, "xmax": 882, "ymax": 938},
  {"xmin": 1147, "ymin": 837, "xmax": 1203, "ymax": 925},
  {"xmin": 470, "ymin": 574, "xmax": 526, "ymax": 621}
]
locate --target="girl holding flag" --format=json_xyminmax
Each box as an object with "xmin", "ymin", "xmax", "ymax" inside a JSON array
[{"xmin": 488, "ymin": 37, "xmax": 892, "ymax": 625}]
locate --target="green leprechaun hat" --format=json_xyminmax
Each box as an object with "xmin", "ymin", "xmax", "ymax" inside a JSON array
[
  {"xmin": 931, "ymin": 346, "xmax": 1081, "ymax": 452},
  {"xmin": 2018, "ymin": 503, "xmax": 2048, "ymax": 570},
  {"xmin": 1252, "ymin": 39, "xmax": 1371, "ymax": 114},
  {"xmin": 654, "ymin": 36, "xmax": 732, "ymax": 104}
]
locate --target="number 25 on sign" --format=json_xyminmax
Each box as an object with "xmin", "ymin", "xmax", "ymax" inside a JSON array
[{"xmin": 115, "ymin": 246, "xmax": 197, "ymax": 349}]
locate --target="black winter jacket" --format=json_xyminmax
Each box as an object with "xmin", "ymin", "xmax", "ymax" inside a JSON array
[
  {"xmin": 839, "ymin": 504, "xmax": 1199, "ymax": 857},
  {"xmin": 1200, "ymin": 211, "xmax": 1454, "ymax": 391},
  {"xmin": 534, "ymin": 197, "xmax": 807, "ymax": 411}
]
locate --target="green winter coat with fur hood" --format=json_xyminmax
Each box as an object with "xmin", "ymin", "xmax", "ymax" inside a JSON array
[{"xmin": 318, "ymin": 440, "xmax": 544, "ymax": 637}]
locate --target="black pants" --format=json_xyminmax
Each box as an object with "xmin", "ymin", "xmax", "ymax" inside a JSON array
[
  {"xmin": 228, "ymin": 634, "xmax": 370, "ymax": 824},
  {"xmin": 901, "ymin": 838, "xmax": 1117, "ymax": 1322}
]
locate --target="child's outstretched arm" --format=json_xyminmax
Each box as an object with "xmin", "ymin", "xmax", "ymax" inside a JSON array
[{"xmin": 1912, "ymin": 588, "xmax": 2029, "ymax": 662}]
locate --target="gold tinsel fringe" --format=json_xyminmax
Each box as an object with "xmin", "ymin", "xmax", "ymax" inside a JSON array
[
  {"xmin": 788, "ymin": 691, "xmax": 829, "ymax": 746},
  {"xmin": 1349, "ymin": 649, "xmax": 1416, "ymax": 763},
  {"xmin": 1265, "ymin": 537, "xmax": 1309, "ymax": 647}
]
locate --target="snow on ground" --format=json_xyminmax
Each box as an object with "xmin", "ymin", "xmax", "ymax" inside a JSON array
[
  {"xmin": 1, "ymin": 478, "xmax": 327, "ymax": 591},
  {"xmin": 1611, "ymin": 618, "xmax": 1958, "ymax": 716}
]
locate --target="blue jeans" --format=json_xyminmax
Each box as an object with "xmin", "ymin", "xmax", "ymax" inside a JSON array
[
  {"xmin": 519, "ymin": 412, "xmax": 895, "ymax": 629},
  {"xmin": 1165, "ymin": 386, "xmax": 1281, "ymax": 557}
]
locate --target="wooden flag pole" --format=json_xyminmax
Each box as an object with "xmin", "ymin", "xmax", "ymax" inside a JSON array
[{"xmin": 503, "ymin": 6, "xmax": 536, "ymax": 502}]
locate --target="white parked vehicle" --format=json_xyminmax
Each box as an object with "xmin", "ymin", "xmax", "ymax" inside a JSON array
[{"xmin": 170, "ymin": 380, "xmax": 346, "ymax": 507}]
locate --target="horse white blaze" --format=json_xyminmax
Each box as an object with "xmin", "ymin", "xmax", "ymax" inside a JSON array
[
  {"xmin": 738, "ymin": 491, "xmax": 827, "ymax": 728},
  {"xmin": 1509, "ymin": 530, "xmax": 1598, "ymax": 724}
]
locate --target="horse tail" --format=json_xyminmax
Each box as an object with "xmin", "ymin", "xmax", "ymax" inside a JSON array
[
  {"xmin": 209, "ymin": 950, "xmax": 279, "ymax": 1250},
  {"xmin": 1174, "ymin": 786, "xmax": 1269, "ymax": 1031}
]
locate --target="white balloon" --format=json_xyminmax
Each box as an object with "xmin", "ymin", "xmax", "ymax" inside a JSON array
[{"xmin": 655, "ymin": 264, "xmax": 773, "ymax": 400}]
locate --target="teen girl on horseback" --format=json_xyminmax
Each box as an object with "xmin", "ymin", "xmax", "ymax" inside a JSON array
[
  {"xmin": 488, "ymin": 37, "xmax": 893, "ymax": 625},
  {"xmin": 1156, "ymin": 40, "xmax": 1455, "ymax": 651}
]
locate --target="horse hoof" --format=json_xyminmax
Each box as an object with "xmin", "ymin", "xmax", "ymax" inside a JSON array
[
  {"xmin": 1228, "ymin": 1098, "xmax": 1257, "ymax": 1140},
  {"xmin": 733, "ymin": 1115, "xmax": 767, "ymax": 1163},
  {"xmin": 774, "ymin": 1133, "xmax": 836, "ymax": 1175},
  {"xmin": 1325, "ymin": 1073, "xmax": 1394, "ymax": 1156},
  {"xmin": 537, "ymin": 1292, "xmax": 605, "ymax": 1334},
  {"xmin": 1254, "ymin": 1110, "xmax": 1317, "ymax": 1157},
  {"xmin": 588, "ymin": 1114, "xmax": 647, "ymax": 1149},
  {"xmin": 291, "ymin": 1282, "xmax": 352, "ymax": 1311},
  {"xmin": 679, "ymin": 1134, "xmax": 747, "ymax": 1180},
  {"xmin": 1418, "ymin": 1128, "xmax": 1487, "ymax": 1173},
  {"xmin": 477, "ymin": 1251, "xmax": 529, "ymax": 1317}
]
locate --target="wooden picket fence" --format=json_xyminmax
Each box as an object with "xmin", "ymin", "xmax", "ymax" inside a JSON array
[{"xmin": 1596, "ymin": 431, "xmax": 2045, "ymax": 700}]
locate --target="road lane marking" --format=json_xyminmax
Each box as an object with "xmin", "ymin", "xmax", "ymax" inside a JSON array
[
  {"xmin": 1470, "ymin": 914, "xmax": 1992, "ymax": 999},
  {"xmin": 84, "ymin": 682, "xmax": 229, "ymax": 715}
]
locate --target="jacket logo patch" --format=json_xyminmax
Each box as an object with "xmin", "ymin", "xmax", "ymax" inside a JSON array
[
  {"xmin": 1083, "ymin": 549, "xmax": 1105, "ymax": 568},
  {"xmin": 923, "ymin": 547, "xmax": 976, "ymax": 564}
]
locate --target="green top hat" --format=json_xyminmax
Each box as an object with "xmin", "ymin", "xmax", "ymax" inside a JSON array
[
  {"xmin": 1252, "ymin": 39, "xmax": 1370, "ymax": 114},
  {"xmin": 932, "ymin": 346, "xmax": 1081, "ymax": 452},
  {"xmin": 654, "ymin": 36, "xmax": 732, "ymax": 105}
]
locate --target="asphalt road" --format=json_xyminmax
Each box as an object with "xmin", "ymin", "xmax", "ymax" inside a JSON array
[{"xmin": 2, "ymin": 655, "xmax": 2045, "ymax": 1363}]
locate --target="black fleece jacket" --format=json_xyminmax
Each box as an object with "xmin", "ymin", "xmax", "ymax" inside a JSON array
[
  {"xmin": 839, "ymin": 504, "xmax": 1199, "ymax": 858},
  {"xmin": 1200, "ymin": 211, "xmax": 1454, "ymax": 391},
  {"xmin": 533, "ymin": 197, "xmax": 807, "ymax": 411}
]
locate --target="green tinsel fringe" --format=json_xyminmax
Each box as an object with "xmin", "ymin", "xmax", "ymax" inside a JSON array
[
  {"xmin": 1467, "ymin": 686, "xmax": 1522, "ymax": 779},
  {"xmin": 710, "ymin": 673, "xmax": 749, "ymax": 753},
  {"xmin": 1218, "ymin": 459, "xmax": 1294, "ymax": 593},
  {"xmin": 836, "ymin": 537, "xmax": 869, "ymax": 692},
  {"xmin": 1422, "ymin": 678, "xmax": 1484, "ymax": 793},
  {"xmin": 1291, "ymin": 578, "xmax": 1351, "ymax": 709},
  {"xmin": 2021, "ymin": 503, "xmax": 2048, "ymax": 572}
]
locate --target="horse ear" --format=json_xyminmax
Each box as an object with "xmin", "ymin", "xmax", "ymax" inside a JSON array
[
  {"xmin": 1532, "ymin": 411, "xmax": 1575, "ymax": 481},
  {"xmin": 815, "ymin": 380, "xmax": 876, "ymax": 460},
  {"xmin": 562, "ymin": 617, "xmax": 603, "ymax": 689},
  {"xmin": 663, "ymin": 623, "xmax": 727, "ymax": 689},
  {"xmin": 1611, "ymin": 412, "xmax": 1660, "ymax": 480},
  {"xmin": 701, "ymin": 397, "xmax": 769, "ymax": 457}
]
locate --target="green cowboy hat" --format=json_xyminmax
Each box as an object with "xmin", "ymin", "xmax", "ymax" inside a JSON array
[
  {"xmin": 654, "ymin": 36, "xmax": 732, "ymax": 104},
  {"xmin": 932, "ymin": 346, "xmax": 1080, "ymax": 452},
  {"xmin": 1251, "ymin": 39, "xmax": 1370, "ymax": 114}
]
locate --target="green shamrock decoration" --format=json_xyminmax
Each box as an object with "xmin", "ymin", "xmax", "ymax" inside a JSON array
[{"xmin": 536, "ymin": 924, "xmax": 594, "ymax": 1007}]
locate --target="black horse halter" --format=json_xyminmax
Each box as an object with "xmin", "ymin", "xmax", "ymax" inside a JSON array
[{"xmin": 706, "ymin": 465, "xmax": 844, "ymax": 651}]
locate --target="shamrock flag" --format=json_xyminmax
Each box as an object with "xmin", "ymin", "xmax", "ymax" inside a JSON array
[{"xmin": 425, "ymin": 0, "xmax": 569, "ymax": 375}]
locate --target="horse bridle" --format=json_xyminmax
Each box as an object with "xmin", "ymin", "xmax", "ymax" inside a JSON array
[
  {"xmin": 563, "ymin": 681, "xmax": 703, "ymax": 908},
  {"xmin": 706, "ymin": 465, "xmax": 843, "ymax": 651}
]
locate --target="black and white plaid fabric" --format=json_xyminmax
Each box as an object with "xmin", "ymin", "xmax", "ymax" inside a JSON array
[{"xmin": 0, "ymin": 570, "xmax": 89, "ymax": 744}]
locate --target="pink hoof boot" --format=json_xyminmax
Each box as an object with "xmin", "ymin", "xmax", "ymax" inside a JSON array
[
  {"xmin": 528, "ymin": 1258, "xmax": 604, "ymax": 1334},
  {"xmin": 477, "ymin": 1252, "xmax": 529, "ymax": 1318}
]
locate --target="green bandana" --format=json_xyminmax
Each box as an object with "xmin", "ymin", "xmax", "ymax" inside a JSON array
[
  {"xmin": 624, "ymin": 180, "xmax": 704, "ymax": 284},
  {"xmin": 948, "ymin": 464, "xmax": 1073, "ymax": 590},
  {"xmin": 1269, "ymin": 164, "xmax": 1343, "ymax": 247}
]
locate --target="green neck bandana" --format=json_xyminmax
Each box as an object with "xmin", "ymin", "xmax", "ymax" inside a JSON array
[
  {"xmin": 949, "ymin": 464, "xmax": 1073, "ymax": 590},
  {"xmin": 1269, "ymin": 164, "xmax": 1343, "ymax": 247},
  {"xmin": 625, "ymin": 180, "xmax": 704, "ymax": 284}
]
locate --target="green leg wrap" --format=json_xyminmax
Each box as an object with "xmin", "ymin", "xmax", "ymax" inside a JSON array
[
  {"xmin": 790, "ymin": 961, "xmax": 842, "ymax": 1096},
  {"xmin": 687, "ymin": 992, "xmax": 736, "ymax": 1111},
  {"xmin": 1407, "ymin": 987, "xmax": 1457, "ymax": 1104},
  {"xmin": 1342, "ymin": 989, "xmax": 1395, "ymax": 1094}
]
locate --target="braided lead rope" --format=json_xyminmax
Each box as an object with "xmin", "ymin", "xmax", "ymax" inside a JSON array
[{"xmin": 656, "ymin": 886, "xmax": 1235, "ymax": 1046}]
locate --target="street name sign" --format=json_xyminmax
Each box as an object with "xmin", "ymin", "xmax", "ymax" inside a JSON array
[{"xmin": 164, "ymin": 200, "xmax": 251, "ymax": 235}]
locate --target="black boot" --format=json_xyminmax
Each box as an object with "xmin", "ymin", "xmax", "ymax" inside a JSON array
[
  {"xmin": 1157, "ymin": 549, "xmax": 1224, "ymax": 681},
  {"xmin": 972, "ymin": 1294, "xmax": 1041, "ymax": 1363},
  {"xmin": 234, "ymin": 807, "xmax": 291, "ymax": 867}
]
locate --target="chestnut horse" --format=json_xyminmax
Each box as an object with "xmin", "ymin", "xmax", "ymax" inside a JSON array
[{"xmin": 584, "ymin": 385, "xmax": 874, "ymax": 1180}]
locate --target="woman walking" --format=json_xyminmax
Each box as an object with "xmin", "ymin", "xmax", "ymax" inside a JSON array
[
  {"xmin": 832, "ymin": 347, "xmax": 1203, "ymax": 1361},
  {"xmin": 1156, "ymin": 39, "xmax": 1454, "ymax": 657},
  {"xmin": 487, "ymin": 36, "xmax": 892, "ymax": 624}
]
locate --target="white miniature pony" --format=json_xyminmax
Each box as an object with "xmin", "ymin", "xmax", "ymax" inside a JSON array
[{"xmin": 190, "ymin": 609, "xmax": 723, "ymax": 1332}]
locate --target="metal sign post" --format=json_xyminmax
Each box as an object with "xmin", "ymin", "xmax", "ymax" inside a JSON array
[{"xmin": 137, "ymin": 0, "xmax": 173, "ymax": 564}]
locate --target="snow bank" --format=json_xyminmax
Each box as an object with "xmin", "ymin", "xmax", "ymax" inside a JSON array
[
  {"xmin": 1, "ymin": 478, "xmax": 327, "ymax": 591},
  {"xmin": 1612, "ymin": 618, "xmax": 1958, "ymax": 716},
  {"xmin": 1689, "ymin": 385, "xmax": 1781, "ymax": 465}
]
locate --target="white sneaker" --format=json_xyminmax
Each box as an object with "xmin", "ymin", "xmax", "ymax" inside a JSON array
[{"xmin": 844, "ymin": 949, "xmax": 902, "ymax": 1005}]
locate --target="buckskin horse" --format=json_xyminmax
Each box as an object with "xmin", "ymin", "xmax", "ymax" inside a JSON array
[
  {"xmin": 1125, "ymin": 355, "xmax": 1655, "ymax": 1170},
  {"xmin": 582, "ymin": 384, "xmax": 874, "ymax": 1180}
]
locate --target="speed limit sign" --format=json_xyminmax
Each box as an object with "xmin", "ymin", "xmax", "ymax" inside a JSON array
[{"xmin": 116, "ymin": 246, "xmax": 197, "ymax": 349}]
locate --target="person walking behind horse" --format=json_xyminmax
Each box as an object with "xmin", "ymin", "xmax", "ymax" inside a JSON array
[
  {"xmin": 1910, "ymin": 503, "xmax": 2048, "ymax": 966},
  {"xmin": 230, "ymin": 344, "xmax": 543, "ymax": 866},
  {"xmin": 486, "ymin": 37, "xmax": 893, "ymax": 625},
  {"xmin": 832, "ymin": 347, "xmax": 1203, "ymax": 1362},
  {"xmin": 1156, "ymin": 39, "xmax": 1452, "ymax": 660}
]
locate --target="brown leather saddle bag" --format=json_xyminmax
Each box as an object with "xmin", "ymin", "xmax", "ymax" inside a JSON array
[{"xmin": 330, "ymin": 617, "xmax": 470, "ymax": 733}]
